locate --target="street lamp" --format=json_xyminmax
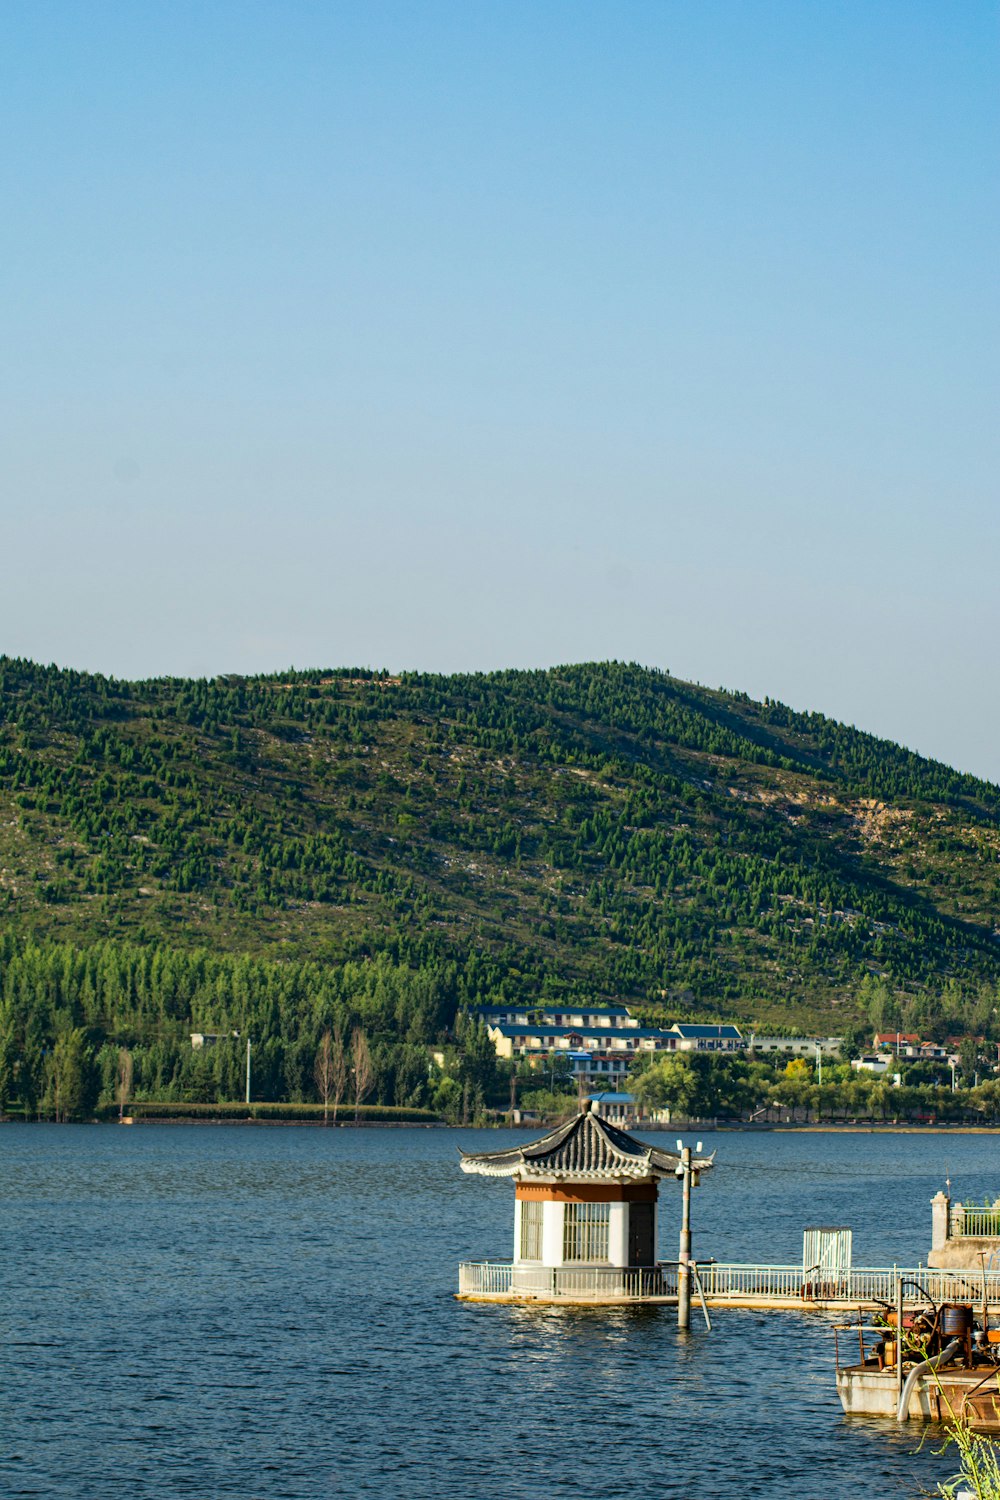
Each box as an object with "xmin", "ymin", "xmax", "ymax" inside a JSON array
[
  {"xmin": 674, "ymin": 1136, "xmax": 703, "ymax": 1331},
  {"xmin": 232, "ymin": 1030, "xmax": 252, "ymax": 1105}
]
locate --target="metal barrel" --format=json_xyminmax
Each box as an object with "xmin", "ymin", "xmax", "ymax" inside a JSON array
[{"xmin": 941, "ymin": 1303, "xmax": 974, "ymax": 1337}]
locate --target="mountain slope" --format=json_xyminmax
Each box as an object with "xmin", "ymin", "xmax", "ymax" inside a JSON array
[{"xmin": 1, "ymin": 657, "xmax": 998, "ymax": 1029}]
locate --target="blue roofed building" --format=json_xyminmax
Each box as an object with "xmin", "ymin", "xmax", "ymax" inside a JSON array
[
  {"xmin": 587, "ymin": 1090, "xmax": 638, "ymax": 1125},
  {"xmin": 475, "ymin": 1003, "xmax": 638, "ymax": 1030},
  {"xmin": 477, "ymin": 1004, "xmax": 744, "ymax": 1082},
  {"xmin": 484, "ymin": 1008, "xmax": 679, "ymax": 1085},
  {"xmin": 669, "ymin": 1023, "xmax": 745, "ymax": 1053}
]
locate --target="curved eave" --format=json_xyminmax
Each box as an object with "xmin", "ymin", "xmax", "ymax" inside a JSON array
[
  {"xmin": 457, "ymin": 1107, "xmax": 715, "ymax": 1181},
  {"xmin": 460, "ymin": 1150, "xmax": 716, "ymax": 1180},
  {"xmin": 460, "ymin": 1158, "xmax": 527, "ymax": 1178},
  {"xmin": 460, "ymin": 1161, "xmax": 661, "ymax": 1181},
  {"xmin": 518, "ymin": 1166, "xmax": 667, "ymax": 1182}
]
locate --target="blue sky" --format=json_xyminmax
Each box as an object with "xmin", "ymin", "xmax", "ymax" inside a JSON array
[{"xmin": 2, "ymin": 2, "xmax": 997, "ymax": 777}]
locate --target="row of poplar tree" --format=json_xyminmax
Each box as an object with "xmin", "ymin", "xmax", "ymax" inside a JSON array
[{"xmin": 0, "ymin": 935, "xmax": 505, "ymax": 1121}]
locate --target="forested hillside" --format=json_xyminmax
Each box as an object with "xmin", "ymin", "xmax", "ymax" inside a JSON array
[{"xmin": 1, "ymin": 657, "xmax": 999, "ymax": 1115}]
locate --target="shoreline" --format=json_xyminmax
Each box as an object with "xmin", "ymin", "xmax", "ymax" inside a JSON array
[
  {"xmin": 4, "ymin": 1116, "xmax": 1000, "ymax": 1132},
  {"xmin": 0, "ymin": 1116, "xmax": 446, "ymax": 1128}
]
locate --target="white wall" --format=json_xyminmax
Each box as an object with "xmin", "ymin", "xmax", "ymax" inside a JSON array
[
  {"xmin": 541, "ymin": 1200, "xmax": 565, "ymax": 1266},
  {"xmin": 608, "ymin": 1202, "xmax": 627, "ymax": 1267},
  {"xmin": 515, "ymin": 1195, "xmax": 657, "ymax": 1267}
]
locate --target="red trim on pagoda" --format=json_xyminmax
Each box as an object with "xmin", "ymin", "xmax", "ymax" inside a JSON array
[{"xmin": 515, "ymin": 1182, "xmax": 658, "ymax": 1204}]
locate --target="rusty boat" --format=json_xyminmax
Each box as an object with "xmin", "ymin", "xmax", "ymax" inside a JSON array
[{"xmin": 836, "ymin": 1283, "xmax": 1000, "ymax": 1428}]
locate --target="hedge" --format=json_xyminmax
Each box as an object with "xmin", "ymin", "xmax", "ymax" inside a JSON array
[{"xmin": 95, "ymin": 1101, "xmax": 442, "ymax": 1124}]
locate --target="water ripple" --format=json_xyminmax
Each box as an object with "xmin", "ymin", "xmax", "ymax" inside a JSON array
[{"xmin": 1, "ymin": 1124, "xmax": 986, "ymax": 1498}]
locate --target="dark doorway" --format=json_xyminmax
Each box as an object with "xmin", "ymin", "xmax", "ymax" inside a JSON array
[{"xmin": 628, "ymin": 1202, "xmax": 655, "ymax": 1266}]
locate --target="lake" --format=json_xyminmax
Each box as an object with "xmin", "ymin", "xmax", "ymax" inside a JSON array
[{"xmin": 2, "ymin": 1123, "xmax": 996, "ymax": 1499}]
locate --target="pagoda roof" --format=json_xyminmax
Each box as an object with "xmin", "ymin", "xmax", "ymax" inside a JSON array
[{"xmin": 459, "ymin": 1105, "xmax": 714, "ymax": 1182}]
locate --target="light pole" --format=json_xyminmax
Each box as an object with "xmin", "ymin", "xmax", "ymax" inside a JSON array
[
  {"xmin": 232, "ymin": 1029, "xmax": 252, "ymax": 1107},
  {"xmin": 675, "ymin": 1138, "xmax": 703, "ymax": 1331}
]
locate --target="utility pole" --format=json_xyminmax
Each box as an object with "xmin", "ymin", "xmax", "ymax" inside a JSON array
[
  {"xmin": 246, "ymin": 1037, "xmax": 252, "ymax": 1105},
  {"xmin": 677, "ymin": 1143, "xmax": 693, "ymax": 1331}
]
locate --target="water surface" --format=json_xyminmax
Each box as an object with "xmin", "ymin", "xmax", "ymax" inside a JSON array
[{"xmin": 2, "ymin": 1124, "xmax": 991, "ymax": 1498}]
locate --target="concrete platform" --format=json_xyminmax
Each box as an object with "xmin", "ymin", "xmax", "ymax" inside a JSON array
[
  {"xmin": 838, "ymin": 1362, "xmax": 1000, "ymax": 1425},
  {"xmin": 457, "ymin": 1292, "xmax": 679, "ymax": 1306},
  {"xmin": 457, "ymin": 1291, "xmax": 895, "ymax": 1310}
]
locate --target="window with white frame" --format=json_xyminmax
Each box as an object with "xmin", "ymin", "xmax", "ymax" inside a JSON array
[
  {"xmin": 562, "ymin": 1201, "xmax": 610, "ymax": 1262},
  {"xmin": 519, "ymin": 1199, "xmax": 543, "ymax": 1261}
]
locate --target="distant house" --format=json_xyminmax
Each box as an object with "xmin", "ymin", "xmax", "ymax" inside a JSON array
[
  {"xmin": 748, "ymin": 1035, "xmax": 843, "ymax": 1058},
  {"xmin": 190, "ymin": 1032, "xmax": 222, "ymax": 1050},
  {"xmin": 483, "ymin": 1005, "xmax": 746, "ymax": 1081},
  {"xmin": 851, "ymin": 1055, "xmax": 892, "ymax": 1075},
  {"xmin": 475, "ymin": 1004, "xmax": 638, "ymax": 1030},
  {"xmin": 487, "ymin": 1023, "xmax": 675, "ymax": 1059},
  {"xmin": 872, "ymin": 1032, "xmax": 920, "ymax": 1054},
  {"xmin": 487, "ymin": 1020, "xmax": 677, "ymax": 1083},
  {"xmin": 587, "ymin": 1091, "xmax": 638, "ymax": 1125},
  {"xmin": 669, "ymin": 1024, "xmax": 744, "ymax": 1053},
  {"xmin": 915, "ymin": 1042, "xmax": 951, "ymax": 1063},
  {"xmin": 870, "ymin": 1034, "xmax": 961, "ymax": 1067}
]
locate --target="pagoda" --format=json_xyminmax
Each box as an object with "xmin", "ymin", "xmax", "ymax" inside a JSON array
[{"xmin": 458, "ymin": 1100, "xmax": 714, "ymax": 1303}]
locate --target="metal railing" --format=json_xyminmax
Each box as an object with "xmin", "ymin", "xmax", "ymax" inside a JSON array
[
  {"xmin": 459, "ymin": 1260, "xmax": 1000, "ymax": 1304},
  {"xmin": 698, "ymin": 1263, "xmax": 809, "ymax": 1299},
  {"xmin": 701, "ymin": 1263, "xmax": 1000, "ymax": 1305},
  {"xmin": 953, "ymin": 1204, "xmax": 1000, "ymax": 1239},
  {"xmin": 458, "ymin": 1262, "xmax": 676, "ymax": 1298},
  {"xmin": 459, "ymin": 1262, "xmax": 514, "ymax": 1295}
]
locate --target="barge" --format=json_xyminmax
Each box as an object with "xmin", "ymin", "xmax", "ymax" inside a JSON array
[{"xmin": 836, "ymin": 1292, "xmax": 1000, "ymax": 1429}]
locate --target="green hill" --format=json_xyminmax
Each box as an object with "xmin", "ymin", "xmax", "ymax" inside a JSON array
[{"xmin": 2, "ymin": 656, "xmax": 998, "ymax": 1044}]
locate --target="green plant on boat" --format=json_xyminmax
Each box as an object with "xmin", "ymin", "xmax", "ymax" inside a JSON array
[
  {"xmin": 936, "ymin": 1418, "xmax": 1000, "ymax": 1499},
  {"xmin": 928, "ymin": 1371, "xmax": 1000, "ymax": 1499}
]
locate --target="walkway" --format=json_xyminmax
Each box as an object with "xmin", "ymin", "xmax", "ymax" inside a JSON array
[{"xmin": 458, "ymin": 1261, "xmax": 1000, "ymax": 1310}]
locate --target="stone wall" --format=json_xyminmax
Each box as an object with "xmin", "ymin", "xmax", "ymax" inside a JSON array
[{"xmin": 928, "ymin": 1189, "xmax": 1000, "ymax": 1269}]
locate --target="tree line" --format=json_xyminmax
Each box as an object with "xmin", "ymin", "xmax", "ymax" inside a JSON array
[
  {"xmin": 0, "ymin": 934, "xmax": 512, "ymax": 1122},
  {"xmin": 628, "ymin": 1047, "xmax": 1000, "ymax": 1124}
]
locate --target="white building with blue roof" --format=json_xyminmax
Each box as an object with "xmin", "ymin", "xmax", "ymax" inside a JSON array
[
  {"xmin": 480, "ymin": 1006, "xmax": 745, "ymax": 1082},
  {"xmin": 475, "ymin": 1003, "xmax": 639, "ymax": 1029},
  {"xmin": 484, "ymin": 1008, "xmax": 680, "ymax": 1084},
  {"xmin": 669, "ymin": 1024, "xmax": 745, "ymax": 1053}
]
